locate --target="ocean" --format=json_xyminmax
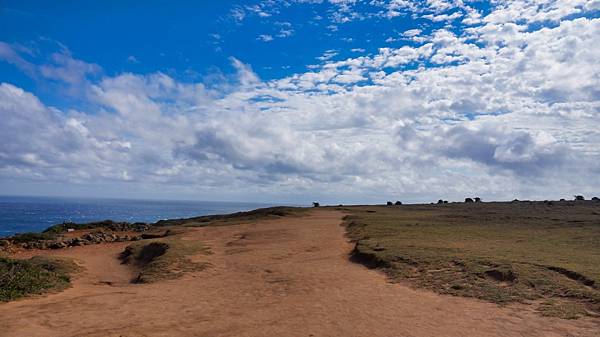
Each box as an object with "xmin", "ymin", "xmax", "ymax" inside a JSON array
[{"xmin": 0, "ymin": 196, "xmax": 278, "ymax": 237}]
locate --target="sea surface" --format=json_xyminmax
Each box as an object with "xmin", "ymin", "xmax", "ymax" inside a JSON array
[{"xmin": 0, "ymin": 196, "xmax": 278, "ymax": 237}]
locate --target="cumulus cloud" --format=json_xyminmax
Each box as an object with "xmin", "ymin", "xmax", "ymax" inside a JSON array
[{"xmin": 1, "ymin": 1, "xmax": 600, "ymax": 202}]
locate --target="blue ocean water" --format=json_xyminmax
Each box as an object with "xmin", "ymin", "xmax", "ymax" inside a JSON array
[{"xmin": 0, "ymin": 196, "xmax": 277, "ymax": 237}]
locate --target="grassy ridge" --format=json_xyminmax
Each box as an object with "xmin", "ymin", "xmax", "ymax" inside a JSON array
[
  {"xmin": 0, "ymin": 256, "xmax": 78, "ymax": 302},
  {"xmin": 342, "ymin": 202, "xmax": 600, "ymax": 319},
  {"xmin": 155, "ymin": 206, "xmax": 307, "ymax": 227}
]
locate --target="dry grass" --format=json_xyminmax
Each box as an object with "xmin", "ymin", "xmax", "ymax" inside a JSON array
[
  {"xmin": 119, "ymin": 236, "xmax": 210, "ymax": 283},
  {"xmin": 341, "ymin": 201, "xmax": 600, "ymax": 319},
  {"xmin": 155, "ymin": 206, "xmax": 308, "ymax": 227}
]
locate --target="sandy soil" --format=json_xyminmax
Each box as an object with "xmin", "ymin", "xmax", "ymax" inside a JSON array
[{"xmin": 1, "ymin": 209, "xmax": 598, "ymax": 337}]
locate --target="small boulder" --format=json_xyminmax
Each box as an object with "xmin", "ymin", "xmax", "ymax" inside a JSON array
[{"xmin": 49, "ymin": 241, "xmax": 67, "ymax": 249}]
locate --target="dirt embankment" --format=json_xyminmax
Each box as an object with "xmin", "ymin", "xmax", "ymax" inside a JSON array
[{"xmin": 0, "ymin": 210, "xmax": 598, "ymax": 337}]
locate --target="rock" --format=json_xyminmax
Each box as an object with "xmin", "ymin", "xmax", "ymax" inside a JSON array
[
  {"xmin": 116, "ymin": 235, "xmax": 130, "ymax": 242},
  {"xmin": 49, "ymin": 241, "xmax": 67, "ymax": 249},
  {"xmin": 0, "ymin": 239, "xmax": 9, "ymax": 247}
]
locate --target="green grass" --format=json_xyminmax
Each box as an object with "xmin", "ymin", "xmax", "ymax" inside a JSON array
[
  {"xmin": 341, "ymin": 201, "xmax": 600, "ymax": 319},
  {"xmin": 0, "ymin": 256, "xmax": 78, "ymax": 302},
  {"xmin": 119, "ymin": 236, "xmax": 210, "ymax": 283}
]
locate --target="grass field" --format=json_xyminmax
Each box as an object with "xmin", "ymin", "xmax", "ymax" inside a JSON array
[
  {"xmin": 0, "ymin": 256, "xmax": 78, "ymax": 302},
  {"xmin": 341, "ymin": 201, "xmax": 600, "ymax": 319}
]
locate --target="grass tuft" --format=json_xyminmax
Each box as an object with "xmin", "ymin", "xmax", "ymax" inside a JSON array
[{"xmin": 120, "ymin": 237, "xmax": 209, "ymax": 283}]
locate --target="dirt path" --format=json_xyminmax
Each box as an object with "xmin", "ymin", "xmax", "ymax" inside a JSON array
[{"xmin": 1, "ymin": 210, "xmax": 598, "ymax": 337}]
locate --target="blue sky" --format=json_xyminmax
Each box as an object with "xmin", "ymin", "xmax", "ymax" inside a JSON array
[
  {"xmin": 1, "ymin": 1, "xmax": 494, "ymax": 100},
  {"xmin": 1, "ymin": 1, "xmax": 599, "ymax": 204}
]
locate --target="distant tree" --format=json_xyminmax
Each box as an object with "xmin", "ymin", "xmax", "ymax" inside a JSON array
[
  {"xmin": 559, "ymin": 198, "xmax": 566, "ymax": 201},
  {"xmin": 312, "ymin": 202, "xmax": 320, "ymax": 207},
  {"xmin": 395, "ymin": 201, "xmax": 402, "ymax": 205},
  {"xmin": 592, "ymin": 197, "xmax": 600, "ymax": 202},
  {"xmin": 574, "ymin": 195, "xmax": 585, "ymax": 201},
  {"xmin": 386, "ymin": 201, "xmax": 393, "ymax": 206},
  {"xmin": 437, "ymin": 199, "xmax": 444, "ymax": 204},
  {"xmin": 465, "ymin": 198, "xmax": 474, "ymax": 203},
  {"xmin": 443, "ymin": 200, "xmax": 448, "ymax": 204},
  {"xmin": 512, "ymin": 199, "xmax": 519, "ymax": 202},
  {"xmin": 474, "ymin": 197, "xmax": 481, "ymax": 202}
]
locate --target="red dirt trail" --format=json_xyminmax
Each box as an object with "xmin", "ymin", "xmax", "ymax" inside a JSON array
[{"xmin": 0, "ymin": 210, "xmax": 598, "ymax": 337}]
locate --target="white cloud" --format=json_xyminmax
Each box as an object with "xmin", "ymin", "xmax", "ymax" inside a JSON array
[
  {"xmin": 257, "ymin": 34, "xmax": 274, "ymax": 42},
  {"xmin": 2, "ymin": 1, "xmax": 600, "ymax": 202}
]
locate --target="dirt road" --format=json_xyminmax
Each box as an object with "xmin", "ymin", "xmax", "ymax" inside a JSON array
[{"xmin": 0, "ymin": 210, "xmax": 598, "ymax": 337}]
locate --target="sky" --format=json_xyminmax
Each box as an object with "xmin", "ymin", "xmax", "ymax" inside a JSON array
[{"xmin": 0, "ymin": 0, "xmax": 599, "ymax": 204}]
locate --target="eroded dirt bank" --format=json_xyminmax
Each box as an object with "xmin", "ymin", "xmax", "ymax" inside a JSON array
[{"xmin": 0, "ymin": 210, "xmax": 598, "ymax": 337}]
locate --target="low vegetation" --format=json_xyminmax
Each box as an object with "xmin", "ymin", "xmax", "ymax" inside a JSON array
[
  {"xmin": 119, "ymin": 236, "xmax": 209, "ymax": 283},
  {"xmin": 154, "ymin": 206, "xmax": 307, "ymax": 227},
  {"xmin": 342, "ymin": 201, "xmax": 600, "ymax": 319},
  {"xmin": 0, "ymin": 256, "xmax": 78, "ymax": 302},
  {"xmin": 9, "ymin": 232, "xmax": 57, "ymax": 244}
]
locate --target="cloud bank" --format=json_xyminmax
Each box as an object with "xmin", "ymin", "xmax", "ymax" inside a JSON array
[{"xmin": 1, "ymin": 1, "xmax": 599, "ymax": 203}]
